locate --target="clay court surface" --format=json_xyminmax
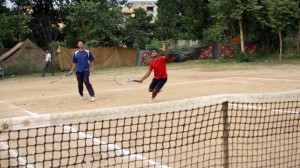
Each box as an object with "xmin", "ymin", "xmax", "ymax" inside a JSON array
[{"xmin": 1, "ymin": 63, "xmax": 300, "ymax": 119}]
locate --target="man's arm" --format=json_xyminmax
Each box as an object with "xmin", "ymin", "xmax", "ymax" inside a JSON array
[
  {"xmin": 139, "ymin": 70, "xmax": 152, "ymax": 83},
  {"xmin": 69, "ymin": 54, "xmax": 77, "ymax": 75},
  {"xmin": 88, "ymin": 51, "xmax": 95, "ymax": 72},
  {"xmin": 159, "ymin": 42, "xmax": 168, "ymax": 61},
  {"xmin": 90, "ymin": 61, "xmax": 94, "ymax": 72},
  {"xmin": 69, "ymin": 63, "xmax": 76, "ymax": 76}
]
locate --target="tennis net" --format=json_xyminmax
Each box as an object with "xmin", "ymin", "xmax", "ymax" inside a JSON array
[{"xmin": 1, "ymin": 92, "xmax": 300, "ymax": 167}]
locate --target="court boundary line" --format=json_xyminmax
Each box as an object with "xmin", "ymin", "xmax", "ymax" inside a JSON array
[
  {"xmin": 0, "ymin": 101, "xmax": 38, "ymax": 116},
  {"xmin": 232, "ymin": 77, "xmax": 299, "ymax": 82},
  {"xmin": 1, "ymin": 76, "xmax": 300, "ymax": 116},
  {"xmin": 0, "ymin": 77, "xmax": 240, "ymax": 102},
  {"xmin": 0, "ymin": 142, "xmax": 34, "ymax": 168},
  {"xmin": 3, "ymin": 76, "xmax": 298, "ymax": 102}
]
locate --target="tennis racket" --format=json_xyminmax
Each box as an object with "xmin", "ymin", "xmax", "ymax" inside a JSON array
[
  {"xmin": 115, "ymin": 74, "xmax": 139, "ymax": 85},
  {"xmin": 50, "ymin": 73, "xmax": 69, "ymax": 83}
]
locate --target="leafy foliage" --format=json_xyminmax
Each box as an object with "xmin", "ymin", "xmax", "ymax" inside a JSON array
[
  {"xmin": 0, "ymin": 7, "xmax": 31, "ymax": 48},
  {"xmin": 260, "ymin": 0, "xmax": 299, "ymax": 32},
  {"xmin": 235, "ymin": 52, "xmax": 254, "ymax": 62},
  {"xmin": 66, "ymin": 1, "xmax": 139, "ymax": 48},
  {"xmin": 0, "ymin": 0, "xmax": 298, "ymax": 60},
  {"xmin": 258, "ymin": 0, "xmax": 299, "ymax": 62},
  {"xmin": 123, "ymin": 8, "xmax": 154, "ymax": 49},
  {"xmin": 154, "ymin": 0, "xmax": 211, "ymax": 41},
  {"xmin": 208, "ymin": 0, "xmax": 262, "ymax": 38}
]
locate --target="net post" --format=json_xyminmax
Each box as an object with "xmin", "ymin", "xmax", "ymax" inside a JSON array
[{"xmin": 222, "ymin": 101, "xmax": 229, "ymax": 168}]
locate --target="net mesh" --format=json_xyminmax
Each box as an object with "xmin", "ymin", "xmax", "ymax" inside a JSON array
[{"xmin": 1, "ymin": 93, "xmax": 300, "ymax": 167}]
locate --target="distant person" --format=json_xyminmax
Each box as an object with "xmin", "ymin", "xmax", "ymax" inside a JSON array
[
  {"xmin": 69, "ymin": 40, "xmax": 96, "ymax": 102},
  {"xmin": 139, "ymin": 42, "xmax": 168, "ymax": 103},
  {"xmin": 42, "ymin": 49, "xmax": 54, "ymax": 77}
]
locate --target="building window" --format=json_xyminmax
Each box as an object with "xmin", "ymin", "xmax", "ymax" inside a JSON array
[{"xmin": 147, "ymin": 6, "xmax": 154, "ymax": 12}]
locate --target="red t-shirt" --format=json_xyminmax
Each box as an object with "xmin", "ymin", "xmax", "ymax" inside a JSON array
[{"xmin": 149, "ymin": 56, "xmax": 168, "ymax": 79}]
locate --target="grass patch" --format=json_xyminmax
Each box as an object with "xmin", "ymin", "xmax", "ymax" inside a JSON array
[{"xmin": 2, "ymin": 51, "xmax": 300, "ymax": 78}]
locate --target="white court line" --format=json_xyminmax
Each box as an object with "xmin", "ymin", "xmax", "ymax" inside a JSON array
[
  {"xmin": 66, "ymin": 126, "xmax": 168, "ymax": 168},
  {"xmin": 0, "ymin": 103, "xmax": 168, "ymax": 168},
  {"xmin": 232, "ymin": 77, "xmax": 300, "ymax": 82},
  {"xmin": 167, "ymin": 77, "xmax": 249, "ymax": 85},
  {"xmin": 0, "ymin": 102, "xmax": 36, "ymax": 167},
  {"xmin": 2, "ymin": 76, "xmax": 299, "ymax": 102},
  {"xmin": 0, "ymin": 142, "xmax": 34, "ymax": 168},
  {"xmin": 0, "ymin": 101, "xmax": 38, "ymax": 116},
  {"xmin": 1, "ymin": 77, "xmax": 244, "ymax": 102}
]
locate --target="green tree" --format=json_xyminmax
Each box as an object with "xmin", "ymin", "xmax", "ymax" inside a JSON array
[
  {"xmin": 181, "ymin": 0, "xmax": 210, "ymax": 40},
  {"xmin": 6, "ymin": 0, "xmax": 72, "ymax": 50},
  {"xmin": 154, "ymin": 0, "xmax": 185, "ymax": 40},
  {"xmin": 123, "ymin": 8, "xmax": 154, "ymax": 49},
  {"xmin": 65, "ymin": 1, "xmax": 126, "ymax": 47},
  {"xmin": 0, "ymin": 0, "xmax": 9, "ymax": 13},
  {"xmin": 261, "ymin": 0, "xmax": 299, "ymax": 63},
  {"xmin": 28, "ymin": 0, "xmax": 70, "ymax": 49},
  {"xmin": 208, "ymin": 0, "xmax": 262, "ymax": 52},
  {"xmin": 0, "ymin": 0, "xmax": 32, "ymax": 48},
  {"xmin": 298, "ymin": 19, "xmax": 300, "ymax": 51},
  {"xmin": 0, "ymin": 7, "xmax": 31, "ymax": 48},
  {"xmin": 297, "ymin": 1, "xmax": 300, "ymax": 51},
  {"xmin": 156, "ymin": 0, "xmax": 210, "ymax": 41}
]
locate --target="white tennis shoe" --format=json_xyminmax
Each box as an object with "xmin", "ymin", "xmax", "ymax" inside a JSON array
[{"xmin": 90, "ymin": 96, "xmax": 96, "ymax": 102}]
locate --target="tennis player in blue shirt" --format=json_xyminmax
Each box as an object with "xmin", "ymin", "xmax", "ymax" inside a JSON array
[{"xmin": 69, "ymin": 40, "xmax": 96, "ymax": 102}]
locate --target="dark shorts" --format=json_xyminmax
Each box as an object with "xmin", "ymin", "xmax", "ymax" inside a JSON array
[{"xmin": 149, "ymin": 78, "xmax": 167, "ymax": 92}]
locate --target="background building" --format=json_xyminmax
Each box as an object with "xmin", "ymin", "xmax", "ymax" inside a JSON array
[{"xmin": 122, "ymin": 1, "xmax": 157, "ymax": 22}]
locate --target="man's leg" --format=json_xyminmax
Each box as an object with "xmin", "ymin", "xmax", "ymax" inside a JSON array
[
  {"xmin": 50, "ymin": 62, "xmax": 55, "ymax": 76},
  {"xmin": 41, "ymin": 63, "xmax": 48, "ymax": 77},
  {"xmin": 152, "ymin": 78, "xmax": 167, "ymax": 99},
  {"xmin": 149, "ymin": 78, "xmax": 157, "ymax": 93},
  {"xmin": 83, "ymin": 71, "xmax": 95, "ymax": 97},
  {"xmin": 148, "ymin": 78, "xmax": 157, "ymax": 102},
  {"xmin": 76, "ymin": 72, "xmax": 84, "ymax": 96},
  {"xmin": 151, "ymin": 89, "xmax": 159, "ymax": 99}
]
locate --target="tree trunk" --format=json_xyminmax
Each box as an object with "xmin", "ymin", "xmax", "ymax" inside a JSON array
[
  {"xmin": 279, "ymin": 30, "xmax": 283, "ymax": 64},
  {"xmin": 297, "ymin": 35, "xmax": 299, "ymax": 51},
  {"xmin": 297, "ymin": 20, "xmax": 300, "ymax": 51},
  {"xmin": 239, "ymin": 19, "xmax": 245, "ymax": 52}
]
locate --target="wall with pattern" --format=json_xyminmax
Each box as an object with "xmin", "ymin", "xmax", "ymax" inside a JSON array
[{"xmin": 137, "ymin": 41, "xmax": 260, "ymax": 66}]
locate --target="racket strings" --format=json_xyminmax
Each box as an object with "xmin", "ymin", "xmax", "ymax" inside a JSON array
[{"xmin": 115, "ymin": 75, "xmax": 129, "ymax": 85}]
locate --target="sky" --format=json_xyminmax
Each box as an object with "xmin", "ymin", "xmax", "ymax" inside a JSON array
[{"xmin": 5, "ymin": 1, "xmax": 12, "ymax": 7}]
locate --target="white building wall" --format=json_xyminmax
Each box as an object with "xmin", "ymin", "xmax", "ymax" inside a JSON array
[{"xmin": 122, "ymin": 1, "xmax": 157, "ymax": 22}]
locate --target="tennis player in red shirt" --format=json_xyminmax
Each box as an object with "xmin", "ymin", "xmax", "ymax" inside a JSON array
[{"xmin": 139, "ymin": 43, "xmax": 168, "ymax": 103}]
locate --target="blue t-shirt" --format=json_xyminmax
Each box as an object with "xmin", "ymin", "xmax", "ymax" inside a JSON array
[{"xmin": 72, "ymin": 50, "xmax": 95, "ymax": 72}]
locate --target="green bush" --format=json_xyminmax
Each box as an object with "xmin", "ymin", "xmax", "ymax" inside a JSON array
[
  {"xmin": 148, "ymin": 39, "xmax": 196, "ymax": 54},
  {"xmin": 86, "ymin": 39, "xmax": 100, "ymax": 48},
  {"xmin": 235, "ymin": 52, "xmax": 254, "ymax": 62},
  {"xmin": 283, "ymin": 36, "xmax": 297, "ymax": 51},
  {"xmin": 3, "ymin": 56, "xmax": 43, "ymax": 76}
]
